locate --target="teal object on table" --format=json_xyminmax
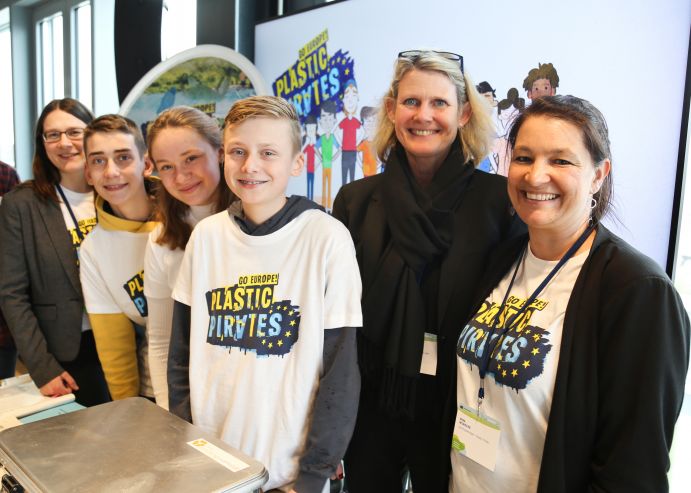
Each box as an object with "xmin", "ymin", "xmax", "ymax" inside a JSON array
[{"xmin": 19, "ymin": 402, "xmax": 85, "ymax": 424}]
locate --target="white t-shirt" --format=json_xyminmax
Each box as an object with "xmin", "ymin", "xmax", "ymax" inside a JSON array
[
  {"xmin": 144, "ymin": 204, "xmax": 214, "ymax": 408},
  {"xmin": 80, "ymin": 208, "xmax": 157, "ymax": 398},
  {"xmin": 451, "ymin": 245, "xmax": 588, "ymax": 493},
  {"xmin": 144, "ymin": 204, "xmax": 214, "ymax": 299},
  {"xmin": 56, "ymin": 185, "xmax": 97, "ymax": 332},
  {"xmin": 173, "ymin": 209, "xmax": 362, "ymax": 491}
]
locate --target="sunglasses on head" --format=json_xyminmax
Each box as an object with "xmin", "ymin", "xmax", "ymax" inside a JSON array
[{"xmin": 398, "ymin": 50, "xmax": 464, "ymax": 74}]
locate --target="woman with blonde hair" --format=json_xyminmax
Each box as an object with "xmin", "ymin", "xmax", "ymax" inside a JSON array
[
  {"xmin": 144, "ymin": 106, "xmax": 234, "ymax": 408},
  {"xmin": 333, "ymin": 50, "xmax": 523, "ymax": 492}
]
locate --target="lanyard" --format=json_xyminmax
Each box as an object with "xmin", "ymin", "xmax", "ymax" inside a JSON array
[
  {"xmin": 56, "ymin": 184, "xmax": 94, "ymax": 244},
  {"xmin": 475, "ymin": 224, "xmax": 595, "ymax": 412}
]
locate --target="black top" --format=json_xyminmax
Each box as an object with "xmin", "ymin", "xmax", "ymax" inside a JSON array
[{"xmin": 333, "ymin": 166, "xmax": 524, "ymax": 468}]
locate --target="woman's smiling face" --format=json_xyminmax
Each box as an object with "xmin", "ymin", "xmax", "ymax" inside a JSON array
[
  {"xmin": 387, "ymin": 69, "xmax": 466, "ymax": 169},
  {"xmin": 42, "ymin": 110, "xmax": 88, "ymax": 178},
  {"xmin": 508, "ymin": 115, "xmax": 607, "ymax": 239}
]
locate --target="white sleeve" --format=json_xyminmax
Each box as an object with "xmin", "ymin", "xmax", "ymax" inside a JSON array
[
  {"xmin": 144, "ymin": 227, "xmax": 173, "ymax": 299},
  {"xmin": 146, "ymin": 295, "xmax": 174, "ymax": 409},
  {"xmin": 80, "ymin": 234, "xmax": 121, "ymax": 314},
  {"xmin": 171, "ymin": 230, "xmax": 195, "ymax": 306},
  {"xmin": 323, "ymin": 220, "xmax": 363, "ymax": 330}
]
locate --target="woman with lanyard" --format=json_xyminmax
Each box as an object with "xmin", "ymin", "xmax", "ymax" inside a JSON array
[
  {"xmin": 333, "ymin": 50, "xmax": 523, "ymax": 492},
  {"xmin": 450, "ymin": 95, "xmax": 689, "ymax": 492},
  {"xmin": 0, "ymin": 98, "xmax": 110, "ymax": 406}
]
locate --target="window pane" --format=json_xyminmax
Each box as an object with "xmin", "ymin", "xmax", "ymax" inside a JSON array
[
  {"xmin": 161, "ymin": 0, "xmax": 196, "ymax": 61},
  {"xmin": 74, "ymin": 2, "xmax": 92, "ymax": 109},
  {"xmin": 0, "ymin": 7, "xmax": 14, "ymax": 165},
  {"xmin": 52, "ymin": 14, "xmax": 64, "ymax": 99},
  {"xmin": 38, "ymin": 12, "xmax": 64, "ymax": 108}
]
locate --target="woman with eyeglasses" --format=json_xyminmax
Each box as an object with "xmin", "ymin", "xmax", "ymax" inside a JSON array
[
  {"xmin": 143, "ymin": 107, "xmax": 234, "ymax": 410},
  {"xmin": 450, "ymin": 95, "xmax": 689, "ymax": 493},
  {"xmin": 0, "ymin": 98, "xmax": 110, "ymax": 406},
  {"xmin": 332, "ymin": 50, "xmax": 523, "ymax": 492}
]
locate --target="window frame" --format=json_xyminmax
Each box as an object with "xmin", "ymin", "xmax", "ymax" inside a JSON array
[{"xmin": 33, "ymin": 0, "xmax": 91, "ymax": 112}]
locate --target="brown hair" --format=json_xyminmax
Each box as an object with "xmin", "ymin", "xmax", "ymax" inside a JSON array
[
  {"xmin": 507, "ymin": 95, "xmax": 613, "ymax": 222},
  {"xmin": 83, "ymin": 114, "xmax": 146, "ymax": 158},
  {"xmin": 147, "ymin": 106, "xmax": 235, "ymax": 250},
  {"xmin": 522, "ymin": 63, "xmax": 560, "ymax": 92},
  {"xmin": 223, "ymin": 96, "xmax": 302, "ymax": 154},
  {"xmin": 29, "ymin": 98, "xmax": 94, "ymax": 202},
  {"xmin": 373, "ymin": 50, "xmax": 494, "ymax": 165}
]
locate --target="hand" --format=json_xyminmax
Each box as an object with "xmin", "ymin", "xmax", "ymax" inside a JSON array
[{"xmin": 39, "ymin": 371, "xmax": 79, "ymax": 397}]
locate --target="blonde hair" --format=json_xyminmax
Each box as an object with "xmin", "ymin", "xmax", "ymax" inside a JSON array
[
  {"xmin": 373, "ymin": 51, "xmax": 494, "ymax": 165},
  {"xmin": 223, "ymin": 96, "xmax": 302, "ymax": 154}
]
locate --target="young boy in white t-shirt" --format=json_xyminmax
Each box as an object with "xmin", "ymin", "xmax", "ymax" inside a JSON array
[
  {"xmin": 79, "ymin": 115, "xmax": 157, "ymax": 400},
  {"xmin": 170, "ymin": 96, "xmax": 362, "ymax": 493}
]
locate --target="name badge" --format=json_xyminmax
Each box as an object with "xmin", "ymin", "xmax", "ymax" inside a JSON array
[
  {"xmin": 451, "ymin": 404, "xmax": 501, "ymax": 471},
  {"xmin": 420, "ymin": 332, "xmax": 437, "ymax": 376}
]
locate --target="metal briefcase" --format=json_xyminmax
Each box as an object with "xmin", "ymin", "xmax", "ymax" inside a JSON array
[{"xmin": 0, "ymin": 397, "xmax": 268, "ymax": 492}]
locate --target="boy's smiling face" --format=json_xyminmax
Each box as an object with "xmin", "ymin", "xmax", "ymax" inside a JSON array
[
  {"xmin": 224, "ymin": 117, "xmax": 304, "ymax": 225},
  {"xmin": 85, "ymin": 132, "xmax": 152, "ymax": 212}
]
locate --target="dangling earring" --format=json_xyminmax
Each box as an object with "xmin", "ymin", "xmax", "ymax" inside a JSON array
[{"xmin": 589, "ymin": 196, "xmax": 597, "ymax": 226}]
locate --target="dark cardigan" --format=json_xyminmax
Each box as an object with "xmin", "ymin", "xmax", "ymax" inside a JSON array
[{"xmin": 457, "ymin": 225, "xmax": 690, "ymax": 493}]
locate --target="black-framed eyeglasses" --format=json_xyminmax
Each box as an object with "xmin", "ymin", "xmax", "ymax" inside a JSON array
[
  {"xmin": 43, "ymin": 128, "xmax": 85, "ymax": 143},
  {"xmin": 398, "ymin": 50, "xmax": 464, "ymax": 74}
]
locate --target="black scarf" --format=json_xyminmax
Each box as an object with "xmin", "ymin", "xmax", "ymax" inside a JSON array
[{"xmin": 360, "ymin": 139, "xmax": 475, "ymax": 418}]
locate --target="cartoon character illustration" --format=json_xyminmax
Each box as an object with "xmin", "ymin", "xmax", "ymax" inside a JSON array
[
  {"xmin": 316, "ymin": 100, "xmax": 340, "ymax": 209},
  {"xmin": 338, "ymin": 79, "xmax": 361, "ymax": 186},
  {"xmin": 523, "ymin": 63, "xmax": 559, "ymax": 101},
  {"xmin": 302, "ymin": 115, "xmax": 319, "ymax": 201},
  {"xmin": 475, "ymin": 81, "xmax": 499, "ymax": 173},
  {"xmin": 357, "ymin": 106, "xmax": 380, "ymax": 177},
  {"xmin": 494, "ymin": 88, "xmax": 526, "ymax": 176}
]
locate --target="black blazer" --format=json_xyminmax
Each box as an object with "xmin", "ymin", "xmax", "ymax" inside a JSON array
[
  {"xmin": 0, "ymin": 185, "xmax": 86, "ymax": 386},
  {"xmin": 332, "ymin": 168, "xmax": 524, "ymax": 462}
]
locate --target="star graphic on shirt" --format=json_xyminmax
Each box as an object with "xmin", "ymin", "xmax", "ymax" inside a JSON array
[
  {"xmin": 496, "ymin": 353, "xmax": 503, "ymax": 361},
  {"xmin": 502, "ymin": 370, "xmax": 507, "ymax": 377},
  {"xmin": 262, "ymin": 339, "xmax": 266, "ymax": 345},
  {"xmin": 533, "ymin": 334, "xmax": 541, "ymax": 342},
  {"xmin": 522, "ymin": 360, "xmax": 531, "ymax": 368},
  {"xmin": 290, "ymin": 320, "xmax": 296, "ymax": 326},
  {"xmin": 511, "ymin": 369, "xmax": 518, "ymax": 377},
  {"xmin": 525, "ymin": 329, "xmax": 531, "ymax": 334},
  {"xmin": 531, "ymin": 348, "xmax": 540, "ymax": 356},
  {"xmin": 268, "ymin": 342, "xmax": 273, "ymax": 349},
  {"xmin": 497, "ymin": 363, "xmax": 502, "ymax": 370},
  {"xmin": 269, "ymin": 309, "xmax": 273, "ymax": 313},
  {"xmin": 283, "ymin": 306, "xmax": 288, "ymax": 311},
  {"xmin": 289, "ymin": 310, "xmax": 294, "ymax": 316},
  {"xmin": 278, "ymin": 340, "xmax": 283, "ymax": 347},
  {"xmin": 286, "ymin": 331, "xmax": 292, "ymax": 337},
  {"xmin": 345, "ymin": 68, "xmax": 350, "ymax": 75}
]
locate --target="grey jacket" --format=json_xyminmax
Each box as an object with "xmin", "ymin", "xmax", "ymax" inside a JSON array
[{"xmin": 0, "ymin": 185, "xmax": 86, "ymax": 386}]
